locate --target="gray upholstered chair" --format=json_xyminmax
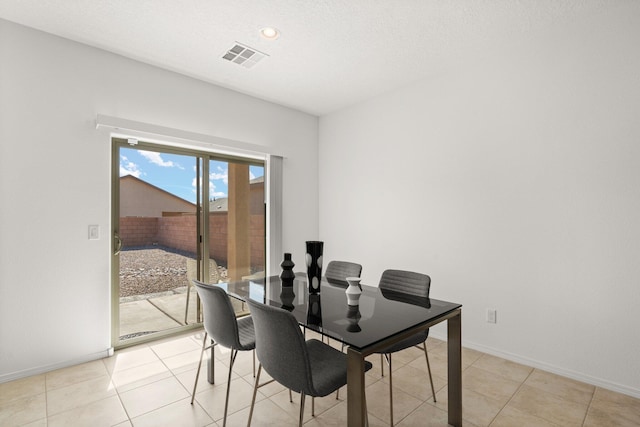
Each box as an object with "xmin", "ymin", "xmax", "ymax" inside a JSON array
[
  {"xmin": 375, "ymin": 269, "xmax": 436, "ymax": 426},
  {"xmin": 190, "ymin": 280, "xmax": 255, "ymax": 427},
  {"xmin": 324, "ymin": 260, "xmax": 362, "ymax": 286},
  {"xmin": 246, "ymin": 298, "xmax": 372, "ymax": 427}
]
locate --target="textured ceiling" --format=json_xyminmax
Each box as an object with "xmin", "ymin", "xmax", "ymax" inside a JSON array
[{"xmin": 0, "ymin": 0, "xmax": 613, "ymax": 116}]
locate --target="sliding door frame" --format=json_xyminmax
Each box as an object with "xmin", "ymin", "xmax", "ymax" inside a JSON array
[{"xmin": 110, "ymin": 137, "xmax": 266, "ymax": 349}]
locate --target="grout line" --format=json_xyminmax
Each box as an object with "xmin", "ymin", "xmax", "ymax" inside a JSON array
[
  {"xmin": 486, "ymin": 367, "xmax": 535, "ymax": 426},
  {"xmin": 581, "ymin": 386, "xmax": 598, "ymax": 426}
]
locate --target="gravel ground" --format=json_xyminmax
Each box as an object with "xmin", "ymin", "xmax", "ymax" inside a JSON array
[{"xmin": 119, "ymin": 247, "xmax": 228, "ymax": 297}]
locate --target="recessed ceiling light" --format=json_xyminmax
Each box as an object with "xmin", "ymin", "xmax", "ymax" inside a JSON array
[{"xmin": 260, "ymin": 27, "xmax": 280, "ymax": 40}]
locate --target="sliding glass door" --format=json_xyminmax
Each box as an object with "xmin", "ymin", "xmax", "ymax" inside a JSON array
[{"xmin": 111, "ymin": 138, "xmax": 265, "ymax": 347}]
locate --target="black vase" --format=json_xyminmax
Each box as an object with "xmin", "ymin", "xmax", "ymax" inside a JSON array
[
  {"xmin": 279, "ymin": 286, "xmax": 295, "ymax": 311},
  {"xmin": 280, "ymin": 252, "xmax": 295, "ymax": 285},
  {"xmin": 305, "ymin": 241, "xmax": 324, "ymax": 294}
]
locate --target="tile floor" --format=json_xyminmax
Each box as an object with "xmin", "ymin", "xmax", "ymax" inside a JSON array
[{"xmin": 1, "ymin": 330, "xmax": 639, "ymax": 427}]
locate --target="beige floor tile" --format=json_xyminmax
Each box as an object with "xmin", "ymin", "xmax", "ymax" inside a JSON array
[
  {"xmin": 472, "ymin": 354, "xmax": 533, "ymax": 383},
  {"xmin": 119, "ymin": 376, "xmax": 190, "ymax": 418},
  {"xmin": 524, "ymin": 369, "xmax": 595, "ymax": 406},
  {"xmin": 111, "ymin": 359, "xmax": 172, "ymax": 393},
  {"xmin": 381, "ymin": 364, "xmax": 445, "ymax": 402},
  {"xmin": 163, "ymin": 347, "xmax": 209, "ymax": 374},
  {"xmin": 462, "ymin": 348, "xmax": 485, "ymax": 367},
  {"xmin": 462, "ymin": 365, "xmax": 521, "ymax": 405},
  {"xmin": 506, "ymin": 384, "xmax": 588, "ymax": 426},
  {"xmin": 150, "ymin": 333, "xmax": 203, "ymax": 359},
  {"xmin": 175, "ymin": 359, "xmax": 239, "ymax": 396},
  {"xmin": 427, "ymin": 336, "xmax": 446, "ymax": 351},
  {"xmin": 433, "ymin": 385, "xmax": 504, "ymax": 427},
  {"xmin": 240, "ymin": 370, "xmax": 287, "ymax": 398},
  {"xmin": 225, "ymin": 349, "xmax": 257, "ymax": 378},
  {"xmin": 17, "ymin": 418, "xmax": 47, "ymax": 427},
  {"xmin": 0, "ymin": 393, "xmax": 46, "ymax": 427},
  {"xmin": 490, "ymin": 406, "xmax": 560, "ymax": 427},
  {"xmin": 103, "ymin": 346, "xmax": 160, "ymax": 374},
  {"xmin": 583, "ymin": 387, "xmax": 640, "ymax": 427},
  {"xmin": 396, "ymin": 401, "xmax": 450, "ymax": 426},
  {"xmin": 0, "ymin": 374, "xmax": 45, "ymax": 406},
  {"xmin": 408, "ymin": 350, "xmax": 448, "ymax": 379},
  {"xmin": 130, "ymin": 397, "xmax": 213, "ymax": 427},
  {"xmin": 386, "ymin": 345, "xmax": 425, "ymax": 368},
  {"xmin": 303, "ymin": 400, "xmax": 388, "ymax": 427},
  {"xmin": 269, "ymin": 387, "xmax": 343, "ymax": 423},
  {"xmin": 46, "ymin": 375, "xmax": 116, "ymax": 416},
  {"xmin": 195, "ymin": 376, "xmax": 265, "ymax": 422},
  {"xmin": 46, "ymin": 359, "xmax": 109, "ymax": 391},
  {"xmin": 365, "ymin": 377, "xmax": 423, "ymax": 425},
  {"xmin": 47, "ymin": 395, "xmax": 128, "ymax": 427},
  {"xmin": 225, "ymin": 397, "xmax": 296, "ymax": 427}
]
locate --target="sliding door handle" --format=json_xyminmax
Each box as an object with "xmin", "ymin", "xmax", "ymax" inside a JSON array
[{"xmin": 114, "ymin": 232, "xmax": 122, "ymax": 256}]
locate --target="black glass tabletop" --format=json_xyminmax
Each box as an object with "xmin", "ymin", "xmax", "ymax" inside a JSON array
[{"xmin": 219, "ymin": 274, "xmax": 461, "ymax": 350}]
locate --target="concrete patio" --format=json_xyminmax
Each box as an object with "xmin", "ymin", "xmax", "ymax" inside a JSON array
[{"xmin": 119, "ymin": 286, "xmax": 247, "ymax": 340}]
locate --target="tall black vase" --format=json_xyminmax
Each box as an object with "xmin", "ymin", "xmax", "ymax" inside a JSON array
[
  {"xmin": 280, "ymin": 252, "xmax": 295, "ymax": 285},
  {"xmin": 305, "ymin": 241, "xmax": 324, "ymax": 294}
]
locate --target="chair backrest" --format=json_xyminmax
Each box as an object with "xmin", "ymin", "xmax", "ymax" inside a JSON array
[
  {"xmin": 379, "ymin": 269, "xmax": 430, "ymax": 298},
  {"xmin": 325, "ymin": 261, "xmax": 362, "ymax": 285},
  {"xmin": 246, "ymin": 299, "xmax": 314, "ymax": 395},
  {"xmin": 192, "ymin": 280, "xmax": 242, "ymax": 349}
]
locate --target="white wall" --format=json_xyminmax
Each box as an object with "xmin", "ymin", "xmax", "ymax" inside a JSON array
[
  {"xmin": 319, "ymin": 3, "xmax": 640, "ymax": 397},
  {"xmin": 0, "ymin": 19, "xmax": 318, "ymax": 381}
]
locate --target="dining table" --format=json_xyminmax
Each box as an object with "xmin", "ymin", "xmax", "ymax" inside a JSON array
[{"xmin": 212, "ymin": 274, "xmax": 462, "ymax": 427}]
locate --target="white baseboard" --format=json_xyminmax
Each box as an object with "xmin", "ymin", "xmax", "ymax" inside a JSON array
[
  {"xmin": 429, "ymin": 332, "xmax": 640, "ymax": 399},
  {"xmin": 0, "ymin": 348, "xmax": 113, "ymax": 384}
]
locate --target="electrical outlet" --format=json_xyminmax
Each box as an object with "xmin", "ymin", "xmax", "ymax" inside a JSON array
[
  {"xmin": 88, "ymin": 225, "xmax": 100, "ymax": 240},
  {"xmin": 487, "ymin": 309, "xmax": 497, "ymax": 324}
]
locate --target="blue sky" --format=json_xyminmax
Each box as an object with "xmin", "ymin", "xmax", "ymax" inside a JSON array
[{"xmin": 119, "ymin": 147, "xmax": 263, "ymax": 203}]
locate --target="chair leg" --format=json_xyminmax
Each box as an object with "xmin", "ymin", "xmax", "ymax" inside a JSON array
[
  {"xmin": 252, "ymin": 349, "xmax": 256, "ymax": 377},
  {"xmin": 184, "ymin": 282, "xmax": 191, "ymax": 324},
  {"xmin": 312, "ymin": 396, "xmax": 315, "ymax": 417},
  {"xmin": 191, "ymin": 332, "xmax": 208, "ymax": 404},
  {"xmin": 222, "ymin": 349, "xmax": 238, "ymax": 427},
  {"xmin": 422, "ymin": 343, "xmax": 437, "ymax": 402},
  {"xmin": 299, "ymin": 393, "xmax": 306, "ymax": 427},
  {"xmin": 247, "ymin": 364, "xmax": 262, "ymax": 427},
  {"xmin": 380, "ymin": 354, "xmax": 385, "ymax": 376},
  {"xmin": 385, "ymin": 353, "xmax": 394, "ymax": 427},
  {"xmin": 289, "ymin": 389, "xmax": 293, "ymax": 402},
  {"xmin": 336, "ymin": 343, "xmax": 346, "ymax": 399}
]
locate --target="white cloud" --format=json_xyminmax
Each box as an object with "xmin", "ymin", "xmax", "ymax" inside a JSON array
[
  {"xmin": 119, "ymin": 155, "xmax": 142, "ymax": 177},
  {"xmin": 191, "ymin": 176, "xmax": 227, "ymax": 199},
  {"xmin": 138, "ymin": 150, "xmax": 183, "ymax": 169},
  {"xmin": 210, "ymin": 166, "xmax": 228, "ymax": 185}
]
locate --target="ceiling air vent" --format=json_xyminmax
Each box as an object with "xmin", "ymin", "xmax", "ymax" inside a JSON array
[{"xmin": 222, "ymin": 43, "xmax": 268, "ymax": 69}]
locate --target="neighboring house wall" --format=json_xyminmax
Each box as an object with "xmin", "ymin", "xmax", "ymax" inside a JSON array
[{"xmin": 120, "ymin": 175, "xmax": 195, "ymax": 217}]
